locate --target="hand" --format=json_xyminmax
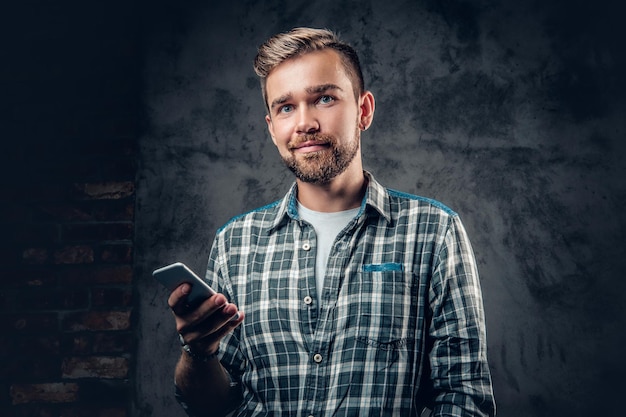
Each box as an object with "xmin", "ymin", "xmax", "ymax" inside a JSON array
[{"xmin": 168, "ymin": 283, "xmax": 244, "ymax": 356}]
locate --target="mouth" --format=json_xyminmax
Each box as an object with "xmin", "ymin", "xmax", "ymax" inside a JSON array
[
  {"xmin": 290, "ymin": 140, "xmax": 330, "ymax": 153},
  {"xmin": 288, "ymin": 134, "xmax": 333, "ymax": 153}
]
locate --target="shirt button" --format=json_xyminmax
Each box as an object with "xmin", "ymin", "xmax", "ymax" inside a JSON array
[
  {"xmin": 302, "ymin": 242, "xmax": 311, "ymax": 251},
  {"xmin": 303, "ymin": 296, "xmax": 313, "ymax": 305},
  {"xmin": 313, "ymin": 353, "xmax": 323, "ymax": 363}
]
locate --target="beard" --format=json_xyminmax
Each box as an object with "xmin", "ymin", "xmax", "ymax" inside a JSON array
[{"xmin": 281, "ymin": 129, "xmax": 360, "ymax": 184}]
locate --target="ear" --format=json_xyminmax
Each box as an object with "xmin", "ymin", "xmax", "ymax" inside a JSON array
[
  {"xmin": 358, "ymin": 90, "xmax": 375, "ymax": 131},
  {"xmin": 265, "ymin": 114, "xmax": 278, "ymax": 146}
]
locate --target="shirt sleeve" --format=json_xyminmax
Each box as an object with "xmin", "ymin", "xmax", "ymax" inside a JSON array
[
  {"xmin": 174, "ymin": 377, "xmax": 242, "ymax": 417},
  {"xmin": 173, "ymin": 235, "xmax": 246, "ymax": 417},
  {"xmin": 428, "ymin": 215, "xmax": 496, "ymax": 417}
]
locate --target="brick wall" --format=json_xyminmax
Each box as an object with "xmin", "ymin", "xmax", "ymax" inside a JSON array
[{"xmin": 2, "ymin": 2, "xmax": 139, "ymax": 416}]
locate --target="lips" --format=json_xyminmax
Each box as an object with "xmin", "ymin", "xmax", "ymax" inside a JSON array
[
  {"xmin": 288, "ymin": 134, "xmax": 333, "ymax": 151},
  {"xmin": 292, "ymin": 140, "xmax": 329, "ymax": 149}
]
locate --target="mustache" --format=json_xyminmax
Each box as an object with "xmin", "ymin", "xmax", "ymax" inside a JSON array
[{"xmin": 287, "ymin": 133, "xmax": 335, "ymax": 149}]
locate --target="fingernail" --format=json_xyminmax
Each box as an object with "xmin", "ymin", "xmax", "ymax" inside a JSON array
[{"xmin": 215, "ymin": 294, "xmax": 227, "ymax": 306}]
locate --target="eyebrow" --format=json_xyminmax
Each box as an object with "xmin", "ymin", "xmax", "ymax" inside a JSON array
[{"xmin": 269, "ymin": 83, "xmax": 343, "ymax": 110}]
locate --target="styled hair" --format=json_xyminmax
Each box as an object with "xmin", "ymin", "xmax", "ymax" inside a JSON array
[{"xmin": 253, "ymin": 27, "xmax": 365, "ymax": 110}]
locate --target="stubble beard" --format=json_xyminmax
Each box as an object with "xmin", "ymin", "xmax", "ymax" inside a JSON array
[{"xmin": 281, "ymin": 129, "xmax": 360, "ymax": 184}]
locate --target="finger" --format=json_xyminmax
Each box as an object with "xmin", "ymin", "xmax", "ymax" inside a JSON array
[
  {"xmin": 168, "ymin": 283, "xmax": 192, "ymax": 316},
  {"xmin": 208, "ymin": 309, "xmax": 245, "ymax": 342},
  {"xmin": 182, "ymin": 304, "xmax": 244, "ymax": 346},
  {"xmin": 175, "ymin": 293, "xmax": 230, "ymax": 337},
  {"xmin": 184, "ymin": 310, "xmax": 245, "ymax": 354}
]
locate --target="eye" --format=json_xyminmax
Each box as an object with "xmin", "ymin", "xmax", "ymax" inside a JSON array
[
  {"xmin": 278, "ymin": 104, "xmax": 294, "ymax": 114},
  {"xmin": 318, "ymin": 95, "xmax": 335, "ymax": 105}
]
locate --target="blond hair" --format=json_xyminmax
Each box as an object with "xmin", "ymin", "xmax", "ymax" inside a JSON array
[{"xmin": 253, "ymin": 27, "xmax": 365, "ymax": 109}]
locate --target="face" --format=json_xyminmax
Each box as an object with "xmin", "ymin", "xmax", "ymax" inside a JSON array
[{"xmin": 264, "ymin": 49, "xmax": 374, "ymax": 184}]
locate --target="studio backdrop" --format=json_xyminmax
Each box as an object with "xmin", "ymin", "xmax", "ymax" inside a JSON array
[{"xmin": 134, "ymin": 1, "xmax": 626, "ymax": 416}]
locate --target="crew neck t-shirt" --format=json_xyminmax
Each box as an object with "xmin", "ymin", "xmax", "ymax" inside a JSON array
[{"xmin": 297, "ymin": 202, "xmax": 359, "ymax": 306}]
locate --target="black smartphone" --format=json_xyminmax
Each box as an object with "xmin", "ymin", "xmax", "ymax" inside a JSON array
[{"xmin": 152, "ymin": 262, "xmax": 216, "ymax": 307}]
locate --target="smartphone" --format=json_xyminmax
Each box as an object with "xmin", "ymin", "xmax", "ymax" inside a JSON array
[{"xmin": 152, "ymin": 262, "xmax": 216, "ymax": 307}]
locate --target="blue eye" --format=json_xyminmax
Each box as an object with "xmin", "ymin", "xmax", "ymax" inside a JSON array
[
  {"xmin": 319, "ymin": 95, "xmax": 334, "ymax": 104},
  {"xmin": 279, "ymin": 104, "xmax": 294, "ymax": 114}
]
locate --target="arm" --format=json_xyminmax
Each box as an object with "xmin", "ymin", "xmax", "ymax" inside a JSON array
[
  {"xmin": 429, "ymin": 216, "xmax": 496, "ymax": 417},
  {"xmin": 169, "ymin": 283, "xmax": 245, "ymax": 416}
]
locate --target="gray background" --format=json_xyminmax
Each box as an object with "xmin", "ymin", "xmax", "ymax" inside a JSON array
[{"xmin": 134, "ymin": 1, "xmax": 626, "ymax": 416}]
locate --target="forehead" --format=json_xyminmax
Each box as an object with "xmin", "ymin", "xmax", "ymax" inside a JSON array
[{"xmin": 265, "ymin": 49, "xmax": 353, "ymax": 101}]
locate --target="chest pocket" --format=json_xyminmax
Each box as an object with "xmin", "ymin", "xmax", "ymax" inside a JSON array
[{"xmin": 355, "ymin": 264, "xmax": 418, "ymax": 343}]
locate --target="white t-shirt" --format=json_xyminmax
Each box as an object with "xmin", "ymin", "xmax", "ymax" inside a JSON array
[{"xmin": 298, "ymin": 202, "xmax": 360, "ymax": 306}]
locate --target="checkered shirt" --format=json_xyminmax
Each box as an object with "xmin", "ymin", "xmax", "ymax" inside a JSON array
[{"xmin": 177, "ymin": 171, "xmax": 495, "ymax": 417}]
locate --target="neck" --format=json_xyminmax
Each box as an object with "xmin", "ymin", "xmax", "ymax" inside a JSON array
[{"xmin": 296, "ymin": 164, "xmax": 367, "ymax": 212}]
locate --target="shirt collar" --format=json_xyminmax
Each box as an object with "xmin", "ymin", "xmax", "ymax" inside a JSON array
[{"xmin": 269, "ymin": 171, "xmax": 392, "ymax": 233}]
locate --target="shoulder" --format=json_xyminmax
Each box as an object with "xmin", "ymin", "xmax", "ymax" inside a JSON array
[
  {"xmin": 365, "ymin": 171, "xmax": 458, "ymax": 222},
  {"xmin": 216, "ymin": 199, "xmax": 283, "ymax": 235},
  {"xmin": 386, "ymin": 188, "xmax": 458, "ymax": 218}
]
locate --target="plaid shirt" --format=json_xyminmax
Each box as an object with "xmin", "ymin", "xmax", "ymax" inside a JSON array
[{"xmin": 177, "ymin": 171, "xmax": 495, "ymax": 416}]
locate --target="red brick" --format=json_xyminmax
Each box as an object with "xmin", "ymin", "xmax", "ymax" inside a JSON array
[
  {"xmin": 99, "ymin": 200, "xmax": 134, "ymax": 221},
  {"xmin": 61, "ymin": 356, "xmax": 129, "ymax": 379},
  {"xmin": 92, "ymin": 287, "xmax": 132, "ymax": 307},
  {"xmin": 10, "ymin": 383, "xmax": 79, "ymax": 405},
  {"xmin": 4, "ymin": 268, "xmax": 59, "ymax": 288},
  {"xmin": 72, "ymin": 182, "xmax": 134, "ymax": 200},
  {"xmin": 16, "ymin": 288, "xmax": 89, "ymax": 311},
  {"xmin": 62, "ymin": 310, "xmax": 131, "ymax": 331},
  {"xmin": 62, "ymin": 223, "xmax": 133, "ymax": 242},
  {"xmin": 21, "ymin": 248, "xmax": 49, "ymax": 265},
  {"xmin": 62, "ymin": 332, "xmax": 132, "ymax": 355},
  {"xmin": 62, "ymin": 334, "xmax": 93, "ymax": 355},
  {"xmin": 100, "ymin": 245, "xmax": 132, "ymax": 263},
  {"xmin": 93, "ymin": 332, "xmax": 132, "ymax": 353},
  {"xmin": 37, "ymin": 200, "xmax": 134, "ymax": 222},
  {"xmin": 58, "ymin": 265, "xmax": 133, "ymax": 285},
  {"xmin": 53, "ymin": 246, "xmax": 94, "ymax": 264},
  {"xmin": 37, "ymin": 203, "xmax": 94, "ymax": 222},
  {"xmin": 2, "ymin": 313, "xmax": 58, "ymax": 333}
]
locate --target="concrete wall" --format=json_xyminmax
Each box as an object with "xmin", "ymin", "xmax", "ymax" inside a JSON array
[{"xmin": 134, "ymin": 1, "xmax": 626, "ymax": 416}]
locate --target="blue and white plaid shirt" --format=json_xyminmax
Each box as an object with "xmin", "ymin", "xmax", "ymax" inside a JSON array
[{"xmin": 177, "ymin": 171, "xmax": 495, "ymax": 416}]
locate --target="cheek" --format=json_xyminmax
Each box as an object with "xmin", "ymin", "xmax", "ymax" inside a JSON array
[
  {"xmin": 270, "ymin": 119, "xmax": 293, "ymax": 139},
  {"xmin": 329, "ymin": 112, "xmax": 357, "ymax": 136}
]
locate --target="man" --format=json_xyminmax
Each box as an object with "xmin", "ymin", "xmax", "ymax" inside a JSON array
[{"xmin": 168, "ymin": 27, "xmax": 496, "ymax": 416}]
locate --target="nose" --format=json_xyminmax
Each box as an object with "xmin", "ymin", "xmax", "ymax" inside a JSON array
[{"xmin": 295, "ymin": 106, "xmax": 319, "ymax": 134}]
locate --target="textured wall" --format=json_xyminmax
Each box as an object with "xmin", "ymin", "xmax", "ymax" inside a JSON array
[{"xmin": 134, "ymin": 1, "xmax": 626, "ymax": 416}]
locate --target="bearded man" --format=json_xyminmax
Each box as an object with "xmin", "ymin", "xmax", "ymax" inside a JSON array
[{"xmin": 167, "ymin": 27, "xmax": 496, "ymax": 417}]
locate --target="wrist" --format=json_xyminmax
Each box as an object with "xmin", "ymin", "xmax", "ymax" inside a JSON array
[{"xmin": 178, "ymin": 334, "xmax": 219, "ymax": 362}]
